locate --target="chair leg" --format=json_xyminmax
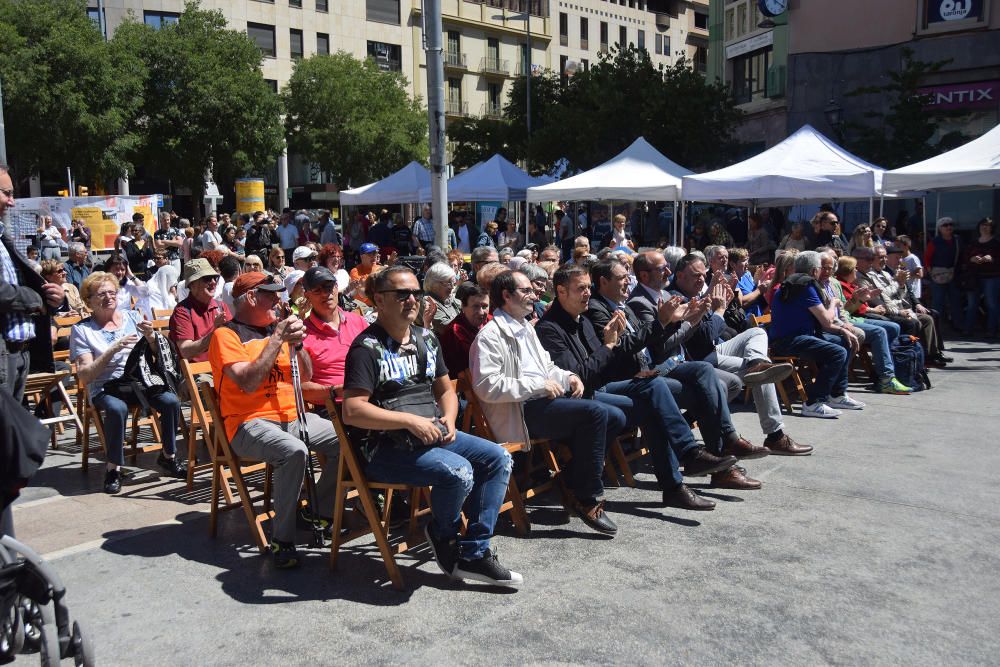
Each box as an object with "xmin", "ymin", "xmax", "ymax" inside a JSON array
[
  {"xmin": 329, "ymin": 458, "xmax": 349, "ymax": 571},
  {"xmin": 775, "ymin": 379, "xmax": 793, "ymax": 413},
  {"xmin": 504, "ymin": 476, "xmax": 531, "ymax": 535},
  {"xmin": 209, "ymin": 461, "xmax": 221, "ymax": 538},
  {"xmin": 610, "ymin": 439, "xmax": 637, "ymax": 488}
]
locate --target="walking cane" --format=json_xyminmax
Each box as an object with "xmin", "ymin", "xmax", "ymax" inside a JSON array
[{"xmin": 280, "ymin": 303, "xmax": 326, "ymax": 548}]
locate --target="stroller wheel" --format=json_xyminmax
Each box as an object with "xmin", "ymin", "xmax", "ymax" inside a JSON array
[
  {"xmin": 1, "ymin": 600, "xmax": 25, "ymax": 658},
  {"xmin": 18, "ymin": 597, "xmax": 40, "ymax": 652},
  {"xmin": 70, "ymin": 621, "xmax": 95, "ymax": 667},
  {"xmin": 20, "ymin": 598, "xmax": 59, "ymax": 667}
]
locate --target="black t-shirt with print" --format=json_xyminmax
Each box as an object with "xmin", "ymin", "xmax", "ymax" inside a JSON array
[
  {"xmin": 343, "ymin": 322, "xmax": 449, "ymax": 460},
  {"xmin": 154, "ymin": 228, "xmax": 182, "ymax": 260}
]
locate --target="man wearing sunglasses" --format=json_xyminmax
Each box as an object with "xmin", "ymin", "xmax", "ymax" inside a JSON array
[
  {"xmin": 169, "ymin": 258, "xmax": 232, "ymax": 362},
  {"xmin": 209, "ymin": 271, "xmax": 341, "ymax": 569},
  {"xmin": 342, "ymin": 266, "xmax": 522, "ymax": 586}
]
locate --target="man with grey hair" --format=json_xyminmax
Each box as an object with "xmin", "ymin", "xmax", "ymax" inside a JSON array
[
  {"xmin": 470, "ymin": 246, "xmax": 498, "ymax": 284},
  {"xmin": 671, "ymin": 253, "xmax": 811, "ymax": 454},
  {"xmin": 64, "ymin": 242, "xmax": 91, "ymax": 290},
  {"xmin": 208, "ymin": 271, "xmax": 340, "ymax": 569},
  {"xmin": 769, "ymin": 251, "xmax": 864, "ymax": 418}
]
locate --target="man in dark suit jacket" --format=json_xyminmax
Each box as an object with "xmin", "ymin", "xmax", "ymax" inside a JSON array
[
  {"xmin": 1, "ymin": 165, "xmax": 61, "ymax": 539},
  {"xmin": 538, "ymin": 261, "xmax": 733, "ymax": 511},
  {"xmin": 586, "ymin": 257, "xmax": 767, "ymax": 490},
  {"xmin": 627, "ymin": 251, "xmax": 769, "ymax": 488},
  {"xmin": 670, "ymin": 253, "xmax": 813, "ymax": 456}
]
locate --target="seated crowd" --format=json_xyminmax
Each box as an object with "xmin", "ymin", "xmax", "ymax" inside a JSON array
[{"xmin": 58, "ymin": 207, "xmax": 966, "ymax": 591}]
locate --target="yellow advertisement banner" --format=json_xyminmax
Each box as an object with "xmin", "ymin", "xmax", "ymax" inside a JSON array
[
  {"xmin": 72, "ymin": 206, "xmax": 120, "ymax": 251},
  {"xmin": 235, "ymin": 178, "xmax": 265, "ymax": 215}
]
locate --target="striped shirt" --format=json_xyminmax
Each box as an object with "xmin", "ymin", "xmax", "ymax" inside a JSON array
[{"xmin": 0, "ymin": 237, "xmax": 36, "ymax": 343}]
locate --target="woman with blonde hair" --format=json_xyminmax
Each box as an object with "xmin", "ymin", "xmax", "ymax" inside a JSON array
[
  {"xmin": 40, "ymin": 259, "xmax": 87, "ymax": 315},
  {"xmin": 70, "ymin": 272, "xmax": 185, "ymax": 493},
  {"xmin": 765, "ymin": 249, "xmax": 799, "ymax": 305},
  {"xmin": 847, "ymin": 224, "xmax": 874, "ymax": 256}
]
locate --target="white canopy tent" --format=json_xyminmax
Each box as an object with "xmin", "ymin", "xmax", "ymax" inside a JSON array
[
  {"xmin": 339, "ymin": 161, "xmax": 430, "ymax": 205},
  {"xmin": 431, "ymin": 154, "xmax": 554, "ymax": 202},
  {"xmin": 681, "ymin": 125, "xmax": 886, "ymax": 206},
  {"xmin": 526, "ymin": 136, "xmax": 693, "ymax": 202},
  {"xmin": 882, "ymin": 123, "xmax": 1000, "ymax": 194}
]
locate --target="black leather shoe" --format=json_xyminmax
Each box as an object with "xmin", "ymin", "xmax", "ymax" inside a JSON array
[
  {"xmin": 938, "ymin": 353, "xmax": 954, "ymax": 363},
  {"xmin": 662, "ymin": 484, "xmax": 715, "ymax": 511},
  {"xmin": 157, "ymin": 453, "xmax": 187, "ymax": 478},
  {"xmin": 683, "ymin": 447, "xmax": 738, "ymax": 477},
  {"xmin": 103, "ymin": 468, "xmax": 121, "ymax": 494},
  {"xmin": 571, "ymin": 499, "xmax": 618, "ymax": 535}
]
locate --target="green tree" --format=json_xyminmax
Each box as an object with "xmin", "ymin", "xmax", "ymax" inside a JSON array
[
  {"xmin": 844, "ymin": 48, "xmax": 961, "ymax": 168},
  {"xmin": 282, "ymin": 53, "xmax": 427, "ymax": 189},
  {"xmin": 448, "ymin": 46, "xmax": 743, "ymax": 175},
  {"xmin": 0, "ymin": 0, "xmax": 144, "ymax": 185},
  {"xmin": 446, "ymin": 117, "xmax": 515, "ymax": 171},
  {"xmin": 113, "ymin": 1, "xmax": 284, "ymax": 210}
]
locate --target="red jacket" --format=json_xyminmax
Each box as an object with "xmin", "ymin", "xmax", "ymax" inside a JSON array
[{"xmin": 439, "ymin": 312, "xmax": 489, "ymax": 380}]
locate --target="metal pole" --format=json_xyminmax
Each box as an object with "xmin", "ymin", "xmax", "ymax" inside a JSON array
[
  {"xmin": 879, "ymin": 194, "xmax": 884, "ymax": 218},
  {"xmin": 278, "ymin": 149, "xmax": 289, "ymax": 211},
  {"xmin": 672, "ymin": 201, "xmax": 678, "ymax": 246},
  {"xmin": 0, "ymin": 77, "xmax": 7, "ymax": 166},
  {"xmin": 922, "ymin": 195, "xmax": 928, "ymax": 251},
  {"xmin": 66, "ymin": 167, "xmax": 73, "ymax": 195},
  {"xmin": 680, "ymin": 201, "xmax": 686, "ymax": 247},
  {"xmin": 869, "ymin": 196, "xmax": 874, "ymax": 223},
  {"xmin": 423, "ymin": 0, "xmax": 449, "ymax": 249},
  {"xmin": 526, "ymin": 13, "xmax": 531, "ymax": 138}
]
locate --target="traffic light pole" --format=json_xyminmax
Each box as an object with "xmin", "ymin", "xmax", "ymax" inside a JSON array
[
  {"xmin": 423, "ymin": 0, "xmax": 449, "ymax": 249},
  {"xmin": 0, "ymin": 77, "xmax": 7, "ymax": 166}
]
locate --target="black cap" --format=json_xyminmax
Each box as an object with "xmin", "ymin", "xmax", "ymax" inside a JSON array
[{"xmin": 303, "ymin": 266, "xmax": 338, "ymax": 290}]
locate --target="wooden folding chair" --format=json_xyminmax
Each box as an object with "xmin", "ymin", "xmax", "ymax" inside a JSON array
[
  {"xmin": 180, "ymin": 359, "xmax": 216, "ymax": 490},
  {"xmin": 152, "ymin": 308, "xmax": 174, "ymax": 320},
  {"xmin": 605, "ymin": 429, "xmax": 647, "ymax": 488},
  {"xmin": 23, "ymin": 371, "xmax": 83, "ymax": 449},
  {"xmin": 199, "ymin": 381, "xmax": 273, "ymax": 552},
  {"xmin": 324, "ymin": 398, "xmax": 432, "ymax": 590},
  {"xmin": 746, "ymin": 313, "xmax": 810, "ymax": 412},
  {"xmin": 150, "ymin": 318, "xmax": 171, "ymax": 334},
  {"xmin": 76, "ymin": 374, "xmax": 165, "ymax": 471}
]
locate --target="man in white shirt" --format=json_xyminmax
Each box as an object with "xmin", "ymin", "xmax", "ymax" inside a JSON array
[
  {"xmin": 415, "ymin": 205, "xmax": 436, "ymax": 250},
  {"xmin": 199, "ymin": 215, "xmax": 224, "ymax": 252},
  {"xmin": 470, "ymin": 270, "xmax": 625, "ymax": 536},
  {"xmin": 277, "ymin": 213, "xmax": 301, "ymax": 264}
]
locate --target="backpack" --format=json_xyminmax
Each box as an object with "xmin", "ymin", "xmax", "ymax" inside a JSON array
[
  {"xmin": 890, "ymin": 334, "xmax": 930, "ymax": 392},
  {"xmin": 102, "ymin": 333, "xmax": 183, "ymax": 411}
]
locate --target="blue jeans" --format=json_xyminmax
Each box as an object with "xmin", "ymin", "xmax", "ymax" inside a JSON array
[
  {"xmin": 91, "ymin": 390, "xmax": 180, "ymax": 466},
  {"xmin": 931, "ymin": 279, "xmax": 963, "ymax": 326},
  {"xmin": 365, "ymin": 431, "xmax": 512, "ymax": 560},
  {"xmin": 594, "ymin": 375, "xmax": 689, "ymax": 489},
  {"xmin": 523, "ymin": 397, "xmax": 625, "ymax": 505},
  {"xmin": 660, "ymin": 361, "xmax": 737, "ymax": 454},
  {"xmin": 771, "ymin": 334, "xmax": 849, "ymax": 404},
  {"xmin": 965, "ymin": 276, "xmax": 1000, "ymax": 335},
  {"xmin": 853, "ymin": 320, "xmax": 894, "ymax": 381},
  {"xmin": 860, "ymin": 317, "xmax": 900, "ymax": 345}
]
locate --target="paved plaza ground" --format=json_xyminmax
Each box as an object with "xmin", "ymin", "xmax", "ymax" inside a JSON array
[{"xmin": 11, "ymin": 338, "xmax": 1000, "ymax": 666}]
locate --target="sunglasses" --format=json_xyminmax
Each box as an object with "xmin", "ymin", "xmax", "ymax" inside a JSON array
[{"xmin": 378, "ymin": 288, "xmax": 424, "ymax": 302}]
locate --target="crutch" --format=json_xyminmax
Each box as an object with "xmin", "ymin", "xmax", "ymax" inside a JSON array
[{"xmin": 280, "ymin": 301, "xmax": 326, "ymax": 548}]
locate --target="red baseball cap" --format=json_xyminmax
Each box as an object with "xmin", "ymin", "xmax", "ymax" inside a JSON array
[{"xmin": 231, "ymin": 272, "xmax": 285, "ymax": 300}]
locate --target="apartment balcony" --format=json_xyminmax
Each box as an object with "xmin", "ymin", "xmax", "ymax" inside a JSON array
[
  {"xmin": 445, "ymin": 99, "xmax": 470, "ymax": 117},
  {"xmin": 480, "ymin": 56, "xmax": 510, "ymax": 77},
  {"xmin": 445, "ymin": 52, "xmax": 468, "ymax": 71},
  {"xmin": 481, "ymin": 103, "xmax": 504, "ymax": 119},
  {"xmin": 580, "ymin": 38, "xmax": 589, "ymax": 50}
]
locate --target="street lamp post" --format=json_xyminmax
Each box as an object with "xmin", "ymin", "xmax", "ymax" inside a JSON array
[{"xmin": 424, "ymin": 0, "xmax": 449, "ymax": 249}]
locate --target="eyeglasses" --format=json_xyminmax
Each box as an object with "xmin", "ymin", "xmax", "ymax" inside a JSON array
[
  {"xmin": 0, "ymin": 188, "xmax": 14, "ymax": 198},
  {"xmin": 310, "ymin": 283, "xmax": 338, "ymax": 294},
  {"xmin": 95, "ymin": 290, "xmax": 118, "ymax": 299},
  {"xmin": 201, "ymin": 276, "xmax": 220, "ymax": 284},
  {"xmin": 940, "ymin": 223, "xmax": 954, "ymax": 228},
  {"xmin": 378, "ymin": 288, "xmax": 424, "ymax": 302}
]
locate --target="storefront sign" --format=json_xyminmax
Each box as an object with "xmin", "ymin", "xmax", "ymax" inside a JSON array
[
  {"xmin": 924, "ymin": 0, "xmax": 984, "ymax": 24},
  {"xmin": 919, "ymin": 80, "xmax": 1000, "ymax": 111},
  {"xmin": 725, "ymin": 30, "xmax": 773, "ymax": 60}
]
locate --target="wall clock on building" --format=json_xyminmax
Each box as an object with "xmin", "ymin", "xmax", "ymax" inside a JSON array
[{"xmin": 758, "ymin": 0, "xmax": 788, "ymax": 17}]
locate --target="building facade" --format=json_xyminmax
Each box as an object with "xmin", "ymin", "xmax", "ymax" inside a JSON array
[{"xmin": 92, "ymin": 0, "xmax": 708, "ymax": 208}]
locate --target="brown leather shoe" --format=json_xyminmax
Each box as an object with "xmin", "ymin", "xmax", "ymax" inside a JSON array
[
  {"xmin": 662, "ymin": 484, "xmax": 716, "ymax": 510},
  {"xmin": 682, "ymin": 447, "xmax": 738, "ymax": 477},
  {"xmin": 711, "ymin": 465, "xmax": 762, "ymax": 490},
  {"xmin": 764, "ymin": 433, "xmax": 813, "ymax": 456},
  {"xmin": 743, "ymin": 361, "xmax": 794, "ymax": 386},
  {"xmin": 722, "ymin": 434, "xmax": 770, "ymax": 460}
]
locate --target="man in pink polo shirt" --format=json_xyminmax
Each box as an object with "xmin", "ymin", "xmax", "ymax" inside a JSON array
[{"xmin": 300, "ymin": 266, "xmax": 368, "ymax": 404}]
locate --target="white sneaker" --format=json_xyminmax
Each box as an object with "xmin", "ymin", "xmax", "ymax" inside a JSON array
[
  {"xmin": 801, "ymin": 402, "xmax": 841, "ymax": 419},
  {"xmin": 827, "ymin": 394, "xmax": 866, "ymax": 410}
]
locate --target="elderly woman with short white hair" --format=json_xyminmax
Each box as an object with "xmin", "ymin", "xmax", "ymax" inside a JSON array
[{"xmin": 422, "ymin": 262, "xmax": 460, "ymax": 335}]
